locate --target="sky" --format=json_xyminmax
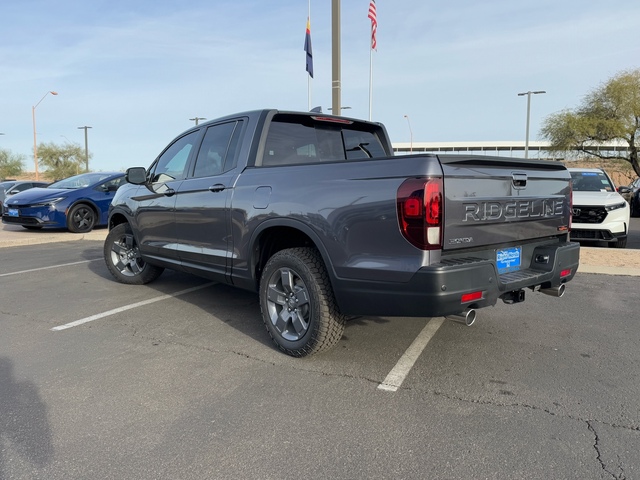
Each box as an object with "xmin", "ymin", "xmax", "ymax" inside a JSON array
[{"xmin": 1, "ymin": 0, "xmax": 639, "ymax": 173}]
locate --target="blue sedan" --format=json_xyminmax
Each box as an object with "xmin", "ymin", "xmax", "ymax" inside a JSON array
[{"xmin": 2, "ymin": 172, "xmax": 125, "ymax": 233}]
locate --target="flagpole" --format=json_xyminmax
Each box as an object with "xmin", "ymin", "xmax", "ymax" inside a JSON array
[
  {"xmin": 308, "ymin": 0, "xmax": 311, "ymax": 111},
  {"xmin": 367, "ymin": 0, "xmax": 377, "ymax": 121},
  {"xmin": 368, "ymin": 48, "xmax": 373, "ymax": 121}
]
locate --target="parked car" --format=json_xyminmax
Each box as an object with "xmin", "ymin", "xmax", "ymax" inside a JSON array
[
  {"xmin": 1, "ymin": 172, "xmax": 125, "ymax": 233},
  {"xmin": 0, "ymin": 180, "xmax": 49, "ymax": 211},
  {"xmin": 569, "ymin": 168, "xmax": 630, "ymax": 248},
  {"xmin": 622, "ymin": 177, "xmax": 640, "ymax": 217}
]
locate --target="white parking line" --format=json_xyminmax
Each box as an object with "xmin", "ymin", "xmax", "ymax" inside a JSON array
[
  {"xmin": 51, "ymin": 282, "xmax": 216, "ymax": 331},
  {"xmin": 378, "ymin": 317, "xmax": 445, "ymax": 392},
  {"xmin": 0, "ymin": 259, "xmax": 98, "ymax": 277}
]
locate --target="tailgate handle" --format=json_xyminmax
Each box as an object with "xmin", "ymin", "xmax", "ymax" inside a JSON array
[{"xmin": 512, "ymin": 173, "xmax": 527, "ymax": 188}]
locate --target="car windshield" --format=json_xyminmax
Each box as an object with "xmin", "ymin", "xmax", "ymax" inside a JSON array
[
  {"xmin": 48, "ymin": 173, "xmax": 115, "ymax": 190},
  {"xmin": 570, "ymin": 171, "xmax": 615, "ymax": 192}
]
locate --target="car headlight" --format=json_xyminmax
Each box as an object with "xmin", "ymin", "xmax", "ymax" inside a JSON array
[
  {"xmin": 32, "ymin": 197, "xmax": 66, "ymax": 207},
  {"xmin": 605, "ymin": 202, "xmax": 626, "ymax": 211}
]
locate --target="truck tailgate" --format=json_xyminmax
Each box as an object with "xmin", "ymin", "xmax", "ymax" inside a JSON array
[{"xmin": 439, "ymin": 156, "xmax": 571, "ymax": 251}]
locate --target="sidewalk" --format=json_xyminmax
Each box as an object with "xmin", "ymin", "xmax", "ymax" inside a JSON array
[
  {"xmin": 0, "ymin": 224, "xmax": 108, "ymax": 247},
  {"xmin": 1, "ymin": 224, "xmax": 640, "ymax": 276}
]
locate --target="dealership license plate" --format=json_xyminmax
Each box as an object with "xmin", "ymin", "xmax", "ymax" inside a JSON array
[
  {"xmin": 7, "ymin": 208, "xmax": 19, "ymax": 217},
  {"xmin": 496, "ymin": 247, "xmax": 522, "ymax": 274}
]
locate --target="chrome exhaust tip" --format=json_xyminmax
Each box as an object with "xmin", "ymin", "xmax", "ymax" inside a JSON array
[
  {"xmin": 540, "ymin": 284, "xmax": 566, "ymax": 298},
  {"xmin": 446, "ymin": 309, "xmax": 477, "ymax": 327}
]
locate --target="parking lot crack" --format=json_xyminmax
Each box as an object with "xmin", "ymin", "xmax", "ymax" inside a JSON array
[
  {"xmin": 429, "ymin": 389, "xmax": 640, "ymax": 432},
  {"xmin": 588, "ymin": 421, "xmax": 624, "ymax": 479},
  {"xmin": 132, "ymin": 333, "xmax": 383, "ymax": 385}
]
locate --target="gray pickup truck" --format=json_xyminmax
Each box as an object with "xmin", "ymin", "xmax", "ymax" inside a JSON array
[{"xmin": 105, "ymin": 109, "xmax": 580, "ymax": 357}]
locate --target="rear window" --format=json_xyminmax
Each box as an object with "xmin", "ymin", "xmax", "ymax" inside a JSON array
[
  {"xmin": 261, "ymin": 114, "xmax": 387, "ymax": 166},
  {"xmin": 570, "ymin": 171, "xmax": 615, "ymax": 192}
]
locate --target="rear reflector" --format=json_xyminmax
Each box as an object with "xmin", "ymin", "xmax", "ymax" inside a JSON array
[
  {"xmin": 461, "ymin": 291, "xmax": 483, "ymax": 303},
  {"xmin": 560, "ymin": 269, "xmax": 572, "ymax": 278}
]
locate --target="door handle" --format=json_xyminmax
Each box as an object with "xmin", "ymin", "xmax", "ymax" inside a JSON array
[{"xmin": 209, "ymin": 184, "xmax": 226, "ymax": 193}]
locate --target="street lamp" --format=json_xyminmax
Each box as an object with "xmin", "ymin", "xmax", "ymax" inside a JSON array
[
  {"xmin": 189, "ymin": 117, "xmax": 206, "ymax": 125},
  {"xmin": 32, "ymin": 91, "xmax": 58, "ymax": 180},
  {"xmin": 404, "ymin": 115, "xmax": 413, "ymax": 153},
  {"xmin": 78, "ymin": 126, "xmax": 92, "ymax": 172},
  {"xmin": 517, "ymin": 90, "xmax": 545, "ymax": 159}
]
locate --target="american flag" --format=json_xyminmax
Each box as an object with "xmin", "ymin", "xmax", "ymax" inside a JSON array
[{"xmin": 368, "ymin": 0, "xmax": 377, "ymax": 51}]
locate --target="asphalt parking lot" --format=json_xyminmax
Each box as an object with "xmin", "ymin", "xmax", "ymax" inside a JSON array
[{"xmin": 1, "ymin": 223, "xmax": 639, "ymax": 479}]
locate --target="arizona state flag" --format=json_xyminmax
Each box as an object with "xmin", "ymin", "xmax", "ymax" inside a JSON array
[{"xmin": 304, "ymin": 17, "xmax": 313, "ymax": 78}]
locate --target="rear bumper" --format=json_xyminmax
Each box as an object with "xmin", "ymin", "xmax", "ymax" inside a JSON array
[{"xmin": 332, "ymin": 241, "xmax": 580, "ymax": 317}]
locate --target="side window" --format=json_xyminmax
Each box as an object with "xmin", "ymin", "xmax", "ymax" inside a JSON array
[
  {"xmin": 151, "ymin": 130, "xmax": 199, "ymax": 183},
  {"xmin": 13, "ymin": 183, "xmax": 33, "ymax": 193},
  {"xmin": 101, "ymin": 176, "xmax": 126, "ymax": 192},
  {"xmin": 192, "ymin": 122, "xmax": 237, "ymax": 178}
]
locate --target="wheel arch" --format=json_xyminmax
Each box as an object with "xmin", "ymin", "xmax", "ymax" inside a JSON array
[
  {"xmin": 108, "ymin": 210, "xmax": 130, "ymax": 230},
  {"xmin": 67, "ymin": 199, "xmax": 100, "ymax": 220},
  {"xmin": 249, "ymin": 218, "xmax": 336, "ymax": 289}
]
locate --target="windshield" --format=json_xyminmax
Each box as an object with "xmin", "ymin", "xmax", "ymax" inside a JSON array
[
  {"xmin": 48, "ymin": 173, "xmax": 115, "ymax": 190},
  {"xmin": 570, "ymin": 171, "xmax": 615, "ymax": 192}
]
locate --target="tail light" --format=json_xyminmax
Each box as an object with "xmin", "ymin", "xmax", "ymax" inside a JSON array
[{"xmin": 397, "ymin": 177, "xmax": 443, "ymax": 250}]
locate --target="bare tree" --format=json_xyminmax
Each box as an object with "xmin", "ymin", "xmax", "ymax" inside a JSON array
[
  {"xmin": 0, "ymin": 149, "xmax": 25, "ymax": 180},
  {"xmin": 37, "ymin": 142, "xmax": 89, "ymax": 181},
  {"xmin": 541, "ymin": 69, "xmax": 640, "ymax": 176}
]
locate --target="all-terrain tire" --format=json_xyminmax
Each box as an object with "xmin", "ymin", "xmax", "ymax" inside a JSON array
[
  {"xmin": 103, "ymin": 223, "xmax": 164, "ymax": 285},
  {"xmin": 259, "ymin": 247, "xmax": 346, "ymax": 357}
]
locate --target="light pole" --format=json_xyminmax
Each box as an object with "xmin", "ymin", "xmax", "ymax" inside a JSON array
[
  {"xmin": 78, "ymin": 126, "xmax": 92, "ymax": 172},
  {"xmin": 189, "ymin": 117, "xmax": 206, "ymax": 125},
  {"xmin": 404, "ymin": 115, "xmax": 413, "ymax": 153},
  {"xmin": 32, "ymin": 91, "xmax": 58, "ymax": 180},
  {"xmin": 517, "ymin": 90, "xmax": 545, "ymax": 159}
]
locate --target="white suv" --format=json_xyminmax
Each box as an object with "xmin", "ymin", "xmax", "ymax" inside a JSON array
[{"xmin": 569, "ymin": 168, "xmax": 630, "ymax": 248}]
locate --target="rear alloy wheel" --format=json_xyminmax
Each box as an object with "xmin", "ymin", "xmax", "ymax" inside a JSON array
[
  {"xmin": 260, "ymin": 247, "xmax": 346, "ymax": 357},
  {"xmin": 67, "ymin": 203, "xmax": 96, "ymax": 233},
  {"xmin": 104, "ymin": 223, "xmax": 164, "ymax": 285}
]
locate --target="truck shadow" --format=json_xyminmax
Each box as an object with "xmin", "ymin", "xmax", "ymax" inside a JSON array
[
  {"xmin": 0, "ymin": 358, "xmax": 54, "ymax": 477},
  {"xmin": 84, "ymin": 257, "xmax": 391, "ymax": 356}
]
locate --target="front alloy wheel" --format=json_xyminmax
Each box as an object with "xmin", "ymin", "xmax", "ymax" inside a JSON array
[{"xmin": 103, "ymin": 223, "xmax": 164, "ymax": 285}]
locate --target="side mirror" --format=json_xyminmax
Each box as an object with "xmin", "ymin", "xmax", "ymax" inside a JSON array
[
  {"xmin": 125, "ymin": 167, "xmax": 147, "ymax": 185},
  {"xmin": 617, "ymin": 186, "xmax": 631, "ymax": 194}
]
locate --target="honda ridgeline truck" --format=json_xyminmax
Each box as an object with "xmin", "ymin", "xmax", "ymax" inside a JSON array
[{"xmin": 104, "ymin": 110, "xmax": 580, "ymax": 357}]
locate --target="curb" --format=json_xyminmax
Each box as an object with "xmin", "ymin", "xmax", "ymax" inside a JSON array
[
  {"xmin": 576, "ymin": 265, "xmax": 640, "ymax": 276},
  {"xmin": 0, "ymin": 226, "xmax": 107, "ymax": 249}
]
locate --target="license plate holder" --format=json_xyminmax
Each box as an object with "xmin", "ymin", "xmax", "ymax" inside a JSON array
[{"xmin": 496, "ymin": 246, "xmax": 522, "ymax": 274}]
